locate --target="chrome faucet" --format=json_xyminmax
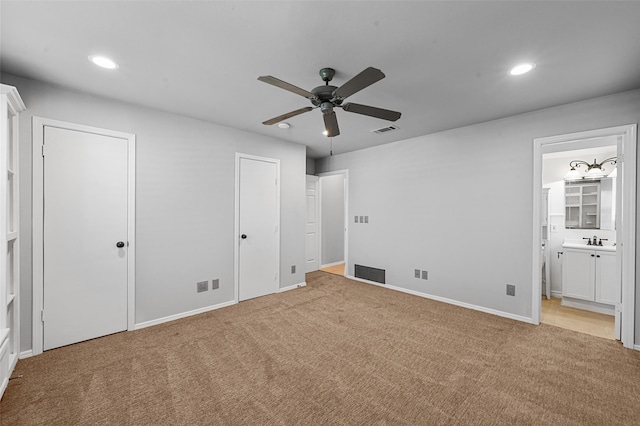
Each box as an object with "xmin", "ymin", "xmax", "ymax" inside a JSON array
[
  {"xmin": 583, "ymin": 237, "xmax": 592, "ymax": 245},
  {"xmin": 593, "ymin": 235, "xmax": 598, "ymax": 246}
]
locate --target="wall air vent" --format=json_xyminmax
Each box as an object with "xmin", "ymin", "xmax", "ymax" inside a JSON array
[
  {"xmin": 355, "ymin": 264, "xmax": 386, "ymax": 284},
  {"xmin": 371, "ymin": 125, "xmax": 399, "ymax": 135}
]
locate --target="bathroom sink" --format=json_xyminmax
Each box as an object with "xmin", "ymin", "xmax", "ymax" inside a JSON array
[{"xmin": 562, "ymin": 240, "xmax": 616, "ymax": 252}]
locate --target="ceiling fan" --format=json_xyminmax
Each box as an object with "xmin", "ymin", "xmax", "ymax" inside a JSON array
[{"xmin": 258, "ymin": 67, "xmax": 401, "ymax": 137}]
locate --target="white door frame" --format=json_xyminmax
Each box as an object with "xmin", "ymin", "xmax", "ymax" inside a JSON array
[
  {"xmin": 318, "ymin": 170, "xmax": 349, "ymax": 274},
  {"xmin": 32, "ymin": 117, "xmax": 136, "ymax": 356},
  {"xmin": 234, "ymin": 153, "xmax": 281, "ymax": 302},
  {"xmin": 532, "ymin": 124, "xmax": 636, "ymax": 349},
  {"xmin": 305, "ymin": 175, "xmax": 320, "ymax": 273}
]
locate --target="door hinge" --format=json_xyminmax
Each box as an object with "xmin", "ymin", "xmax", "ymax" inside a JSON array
[
  {"xmin": 41, "ymin": 145, "xmax": 45, "ymax": 157},
  {"xmin": 41, "ymin": 310, "xmax": 45, "ymax": 322}
]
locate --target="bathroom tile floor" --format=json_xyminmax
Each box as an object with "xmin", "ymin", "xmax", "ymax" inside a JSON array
[{"xmin": 541, "ymin": 297, "xmax": 615, "ymax": 340}]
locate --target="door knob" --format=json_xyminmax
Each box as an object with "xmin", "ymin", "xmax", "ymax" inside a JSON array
[
  {"xmin": 241, "ymin": 234, "xmax": 247, "ymax": 239},
  {"xmin": 116, "ymin": 241, "xmax": 125, "ymax": 248}
]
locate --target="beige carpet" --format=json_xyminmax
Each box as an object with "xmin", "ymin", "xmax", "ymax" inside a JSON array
[{"xmin": 2, "ymin": 271, "xmax": 640, "ymax": 425}]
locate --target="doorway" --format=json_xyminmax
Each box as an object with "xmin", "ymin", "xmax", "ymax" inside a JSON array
[
  {"xmin": 318, "ymin": 170, "xmax": 348, "ymax": 276},
  {"xmin": 32, "ymin": 118, "xmax": 136, "ymax": 355},
  {"xmin": 234, "ymin": 154, "xmax": 280, "ymax": 301},
  {"xmin": 533, "ymin": 125, "xmax": 636, "ymax": 349}
]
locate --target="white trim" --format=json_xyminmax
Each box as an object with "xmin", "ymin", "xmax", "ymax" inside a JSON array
[
  {"xmin": 550, "ymin": 290, "xmax": 563, "ymax": 299},
  {"xmin": 320, "ymin": 261, "xmax": 344, "ymax": 269},
  {"xmin": 234, "ymin": 153, "xmax": 281, "ymax": 303},
  {"xmin": 278, "ymin": 282, "xmax": 307, "ymax": 293},
  {"xmin": 346, "ymin": 275, "xmax": 536, "ymax": 324},
  {"xmin": 19, "ymin": 350, "xmax": 33, "ymax": 359},
  {"xmin": 533, "ymin": 124, "xmax": 636, "ymax": 349},
  {"xmin": 634, "ymin": 345, "xmax": 640, "ymax": 352},
  {"xmin": 134, "ymin": 300, "xmax": 237, "ymax": 330},
  {"xmin": 32, "ymin": 117, "xmax": 136, "ymax": 356},
  {"xmin": 317, "ymin": 170, "xmax": 349, "ymax": 276}
]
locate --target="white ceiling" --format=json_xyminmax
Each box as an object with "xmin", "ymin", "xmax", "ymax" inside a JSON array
[{"xmin": 2, "ymin": 1, "xmax": 640, "ymax": 158}]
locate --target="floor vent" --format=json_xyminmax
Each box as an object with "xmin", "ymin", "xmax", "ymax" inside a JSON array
[
  {"xmin": 371, "ymin": 125, "xmax": 399, "ymax": 135},
  {"xmin": 354, "ymin": 264, "xmax": 386, "ymax": 284}
]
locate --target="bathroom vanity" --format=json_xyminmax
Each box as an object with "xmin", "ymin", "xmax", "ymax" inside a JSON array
[{"xmin": 561, "ymin": 240, "xmax": 618, "ymax": 314}]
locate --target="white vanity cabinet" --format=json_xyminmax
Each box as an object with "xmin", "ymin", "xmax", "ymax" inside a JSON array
[{"xmin": 562, "ymin": 246, "xmax": 618, "ymax": 306}]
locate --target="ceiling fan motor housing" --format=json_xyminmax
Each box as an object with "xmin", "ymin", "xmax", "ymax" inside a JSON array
[{"xmin": 311, "ymin": 85, "xmax": 341, "ymax": 106}]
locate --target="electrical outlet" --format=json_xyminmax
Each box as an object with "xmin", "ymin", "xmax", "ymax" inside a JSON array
[
  {"xmin": 421, "ymin": 270, "xmax": 428, "ymax": 280},
  {"xmin": 197, "ymin": 281, "xmax": 208, "ymax": 293},
  {"xmin": 506, "ymin": 284, "xmax": 515, "ymax": 296},
  {"xmin": 359, "ymin": 216, "xmax": 364, "ymax": 223},
  {"xmin": 211, "ymin": 279, "xmax": 219, "ymax": 290},
  {"xmin": 364, "ymin": 216, "xmax": 369, "ymax": 223},
  {"xmin": 414, "ymin": 269, "xmax": 420, "ymax": 278},
  {"xmin": 355, "ymin": 216, "xmax": 359, "ymax": 223},
  {"xmin": 291, "ymin": 265, "xmax": 296, "ymax": 274}
]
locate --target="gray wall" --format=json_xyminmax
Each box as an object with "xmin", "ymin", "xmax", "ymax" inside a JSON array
[
  {"xmin": 317, "ymin": 89, "xmax": 640, "ymax": 345},
  {"xmin": 320, "ymin": 174, "xmax": 345, "ymax": 265},
  {"xmin": 2, "ymin": 74, "xmax": 307, "ymax": 352}
]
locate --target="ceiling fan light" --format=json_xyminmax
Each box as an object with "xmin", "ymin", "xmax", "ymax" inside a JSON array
[
  {"xmin": 277, "ymin": 122, "xmax": 290, "ymax": 129},
  {"xmin": 322, "ymin": 130, "xmax": 329, "ymax": 136}
]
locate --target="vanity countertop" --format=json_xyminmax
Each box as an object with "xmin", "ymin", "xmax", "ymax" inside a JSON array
[{"xmin": 562, "ymin": 239, "xmax": 616, "ymax": 252}]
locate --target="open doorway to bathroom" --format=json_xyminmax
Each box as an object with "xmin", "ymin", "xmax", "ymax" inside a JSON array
[
  {"xmin": 318, "ymin": 170, "xmax": 348, "ymax": 277},
  {"xmin": 542, "ymin": 144, "xmax": 617, "ymax": 340},
  {"xmin": 533, "ymin": 125, "xmax": 636, "ymax": 349}
]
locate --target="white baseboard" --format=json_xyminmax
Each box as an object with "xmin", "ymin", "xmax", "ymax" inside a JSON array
[
  {"xmin": 345, "ymin": 274, "xmax": 536, "ymax": 325},
  {"xmin": 634, "ymin": 345, "xmax": 640, "ymax": 351},
  {"xmin": 19, "ymin": 350, "xmax": 33, "ymax": 359},
  {"xmin": 550, "ymin": 290, "xmax": 563, "ymax": 298},
  {"xmin": 560, "ymin": 297, "xmax": 615, "ymax": 316},
  {"xmin": 320, "ymin": 261, "xmax": 344, "ymax": 269},
  {"xmin": 135, "ymin": 300, "xmax": 237, "ymax": 330},
  {"xmin": 278, "ymin": 282, "xmax": 306, "ymax": 293}
]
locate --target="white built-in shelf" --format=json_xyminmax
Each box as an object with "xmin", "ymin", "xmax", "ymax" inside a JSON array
[{"xmin": 7, "ymin": 232, "xmax": 17, "ymax": 242}]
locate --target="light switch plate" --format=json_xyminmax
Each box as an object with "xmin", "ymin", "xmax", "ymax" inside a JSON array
[
  {"xmin": 364, "ymin": 216, "xmax": 369, "ymax": 223},
  {"xmin": 414, "ymin": 269, "xmax": 420, "ymax": 278},
  {"xmin": 355, "ymin": 216, "xmax": 359, "ymax": 223}
]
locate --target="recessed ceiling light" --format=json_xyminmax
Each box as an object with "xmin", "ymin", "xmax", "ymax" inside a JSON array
[
  {"xmin": 88, "ymin": 55, "xmax": 119, "ymax": 69},
  {"xmin": 277, "ymin": 122, "xmax": 290, "ymax": 129},
  {"xmin": 510, "ymin": 63, "xmax": 535, "ymax": 76}
]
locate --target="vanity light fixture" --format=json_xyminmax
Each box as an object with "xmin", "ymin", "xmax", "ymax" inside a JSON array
[
  {"xmin": 509, "ymin": 62, "xmax": 536, "ymax": 76},
  {"xmin": 88, "ymin": 55, "xmax": 119, "ymax": 69},
  {"xmin": 565, "ymin": 157, "xmax": 617, "ymax": 180}
]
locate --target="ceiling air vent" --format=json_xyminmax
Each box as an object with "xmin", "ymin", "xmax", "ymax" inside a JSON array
[{"xmin": 371, "ymin": 125, "xmax": 399, "ymax": 135}]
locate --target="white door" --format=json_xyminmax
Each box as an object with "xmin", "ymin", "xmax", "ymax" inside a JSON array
[
  {"xmin": 305, "ymin": 175, "xmax": 319, "ymax": 272},
  {"xmin": 238, "ymin": 156, "xmax": 279, "ymax": 301},
  {"xmin": 43, "ymin": 126, "xmax": 129, "ymax": 350}
]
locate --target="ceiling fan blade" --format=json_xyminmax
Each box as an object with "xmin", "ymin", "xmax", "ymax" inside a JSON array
[
  {"xmin": 262, "ymin": 106, "xmax": 313, "ymax": 125},
  {"xmin": 323, "ymin": 111, "xmax": 340, "ymax": 137},
  {"xmin": 332, "ymin": 67, "xmax": 385, "ymax": 100},
  {"xmin": 258, "ymin": 75, "xmax": 315, "ymax": 99},
  {"xmin": 342, "ymin": 102, "xmax": 401, "ymax": 121}
]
